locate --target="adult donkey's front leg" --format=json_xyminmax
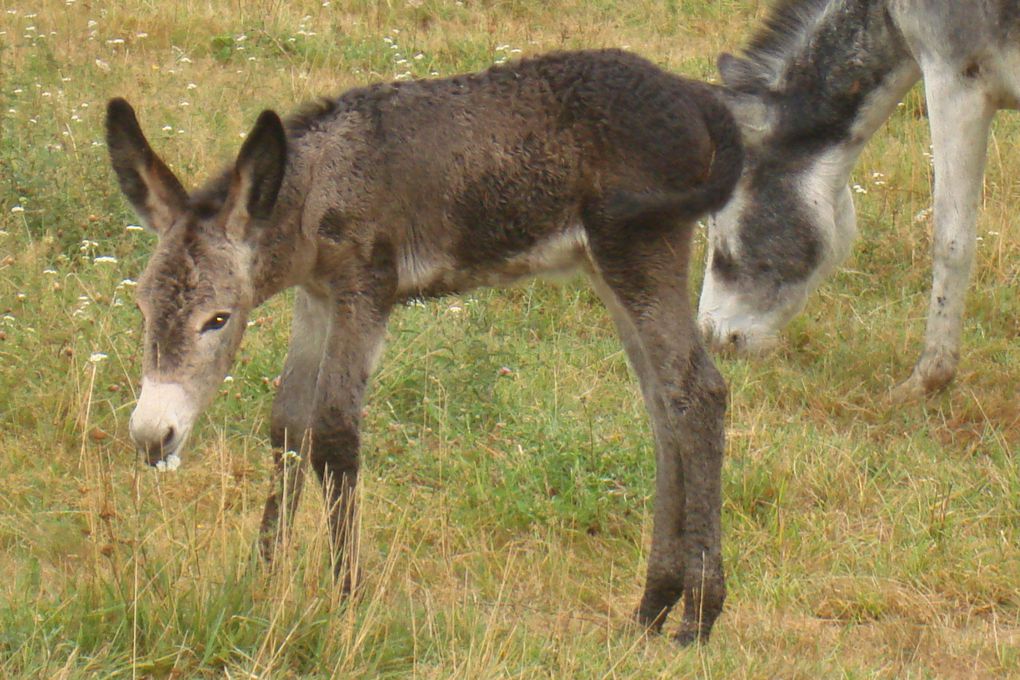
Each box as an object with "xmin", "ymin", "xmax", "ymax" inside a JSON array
[
  {"xmin": 308, "ymin": 287, "xmax": 390, "ymax": 592},
  {"xmin": 259, "ymin": 289, "xmax": 331, "ymax": 564},
  {"xmin": 893, "ymin": 63, "xmax": 995, "ymax": 400}
]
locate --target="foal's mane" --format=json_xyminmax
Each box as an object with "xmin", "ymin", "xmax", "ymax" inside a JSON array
[{"xmin": 726, "ymin": 0, "xmax": 833, "ymax": 92}]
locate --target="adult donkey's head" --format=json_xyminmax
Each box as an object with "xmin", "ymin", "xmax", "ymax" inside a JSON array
[
  {"xmin": 697, "ymin": 0, "xmax": 920, "ymax": 353},
  {"xmin": 106, "ymin": 98, "xmax": 289, "ymax": 469},
  {"xmin": 696, "ymin": 53, "xmax": 862, "ymax": 354}
]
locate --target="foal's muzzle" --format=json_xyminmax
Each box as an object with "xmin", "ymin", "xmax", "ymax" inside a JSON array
[{"xmin": 129, "ymin": 379, "xmax": 194, "ymax": 471}]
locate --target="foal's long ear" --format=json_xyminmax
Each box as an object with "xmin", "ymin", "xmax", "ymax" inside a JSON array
[
  {"xmin": 106, "ymin": 98, "xmax": 189, "ymax": 235},
  {"xmin": 224, "ymin": 110, "xmax": 287, "ymax": 240}
]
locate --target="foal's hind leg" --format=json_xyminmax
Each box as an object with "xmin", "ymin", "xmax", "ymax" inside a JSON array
[
  {"xmin": 586, "ymin": 227, "xmax": 728, "ymax": 644},
  {"xmin": 587, "ymin": 271, "xmax": 685, "ymax": 632}
]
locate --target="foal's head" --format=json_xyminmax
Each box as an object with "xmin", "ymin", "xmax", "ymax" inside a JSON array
[{"xmin": 106, "ymin": 99, "xmax": 288, "ymax": 468}]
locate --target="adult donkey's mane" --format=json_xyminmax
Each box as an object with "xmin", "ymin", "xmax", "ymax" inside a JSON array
[{"xmin": 723, "ymin": 0, "xmax": 833, "ymax": 92}]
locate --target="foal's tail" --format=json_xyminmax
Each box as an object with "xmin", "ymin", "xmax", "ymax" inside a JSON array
[{"xmin": 605, "ymin": 90, "xmax": 744, "ymax": 226}]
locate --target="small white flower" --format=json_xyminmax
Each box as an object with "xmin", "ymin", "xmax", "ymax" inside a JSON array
[
  {"xmin": 43, "ymin": 268, "xmax": 57, "ymax": 275},
  {"xmin": 118, "ymin": 278, "xmax": 137, "ymax": 287},
  {"xmin": 186, "ymin": 82, "xmax": 197, "ymax": 90},
  {"xmin": 852, "ymin": 184, "xmax": 867, "ymax": 195},
  {"xmin": 154, "ymin": 453, "xmax": 181, "ymax": 472},
  {"xmin": 88, "ymin": 352, "xmax": 108, "ymax": 363},
  {"xmin": 223, "ymin": 375, "xmax": 234, "ymax": 383},
  {"xmin": 94, "ymin": 256, "xmax": 118, "ymax": 264},
  {"xmin": 162, "ymin": 125, "xmax": 173, "ymax": 132},
  {"xmin": 126, "ymin": 224, "xmax": 144, "ymax": 232},
  {"xmin": 11, "ymin": 205, "xmax": 24, "ymax": 213}
]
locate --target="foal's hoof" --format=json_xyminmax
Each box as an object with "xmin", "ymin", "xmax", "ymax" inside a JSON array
[
  {"xmin": 672, "ymin": 623, "xmax": 710, "ymax": 647},
  {"xmin": 633, "ymin": 606, "xmax": 669, "ymax": 635}
]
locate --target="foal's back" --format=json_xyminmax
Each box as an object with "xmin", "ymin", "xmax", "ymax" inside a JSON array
[{"xmin": 289, "ymin": 50, "xmax": 735, "ymax": 296}]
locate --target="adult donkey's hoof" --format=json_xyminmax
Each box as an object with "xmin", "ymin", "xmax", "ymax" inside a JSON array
[{"xmin": 890, "ymin": 350, "xmax": 958, "ymax": 403}]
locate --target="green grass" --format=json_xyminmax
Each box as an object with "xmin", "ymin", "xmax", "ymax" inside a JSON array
[{"xmin": 1, "ymin": 0, "xmax": 1018, "ymax": 677}]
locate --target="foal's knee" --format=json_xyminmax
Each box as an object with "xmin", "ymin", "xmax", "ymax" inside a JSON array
[{"xmin": 308, "ymin": 421, "xmax": 361, "ymax": 482}]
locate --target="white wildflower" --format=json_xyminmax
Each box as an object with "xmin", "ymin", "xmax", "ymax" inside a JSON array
[
  {"xmin": 11, "ymin": 205, "xmax": 24, "ymax": 213},
  {"xmin": 94, "ymin": 256, "xmax": 118, "ymax": 264},
  {"xmin": 154, "ymin": 453, "xmax": 181, "ymax": 472},
  {"xmin": 88, "ymin": 352, "xmax": 108, "ymax": 363}
]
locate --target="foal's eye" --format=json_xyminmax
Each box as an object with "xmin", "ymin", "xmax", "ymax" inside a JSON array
[{"xmin": 201, "ymin": 312, "xmax": 231, "ymax": 333}]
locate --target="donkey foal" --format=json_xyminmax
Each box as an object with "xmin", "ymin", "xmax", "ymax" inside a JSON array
[{"xmin": 108, "ymin": 49, "xmax": 742, "ymax": 644}]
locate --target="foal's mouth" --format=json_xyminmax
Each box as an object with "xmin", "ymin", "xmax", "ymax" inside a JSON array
[{"xmin": 139, "ymin": 429, "xmax": 187, "ymax": 471}]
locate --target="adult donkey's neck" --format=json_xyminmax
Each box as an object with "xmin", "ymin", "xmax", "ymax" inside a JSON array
[{"xmin": 726, "ymin": 0, "xmax": 921, "ymax": 174}]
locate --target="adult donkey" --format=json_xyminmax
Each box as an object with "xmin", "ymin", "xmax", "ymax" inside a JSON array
[
  {"xmin": 107, "ymin": 49, "xmax": 743, "ymax": 644},
  {"xmin": 698, "ymin": 0, "xmax": 1019, "ymax": 399}
]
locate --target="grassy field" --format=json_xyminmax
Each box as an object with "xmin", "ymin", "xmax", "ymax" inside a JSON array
[{"xmin": 1, "ymin": 0, "xmax": 1018, "ymax": 677}]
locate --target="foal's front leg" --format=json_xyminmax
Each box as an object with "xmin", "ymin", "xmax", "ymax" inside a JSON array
[
  {"xmin": 308, "ymin": 291, "xmax": 390, "ymax": 592},
  {"xmin": 259, "ymin": 289, "xmax": 331, "ymax": 563}
]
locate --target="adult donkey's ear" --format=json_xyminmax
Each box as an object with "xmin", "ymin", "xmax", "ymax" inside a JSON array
[
  {"xmin": 106, "ymin": 98, "xmax": 189, "ymax": 235},
  {"xmin": 224, "ymin": 110, "xmax": 287, "ymax": 241}
]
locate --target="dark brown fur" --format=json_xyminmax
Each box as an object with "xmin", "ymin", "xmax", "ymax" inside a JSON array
[{"xmin": 108, "ymin": 49, "xmax": 743, "ymax": 644}]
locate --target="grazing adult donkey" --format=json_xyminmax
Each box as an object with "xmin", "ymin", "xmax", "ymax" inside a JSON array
[
  {"xmin": 107, "ymin": 49, "xmax": 743, "ymax": 644},
  {"xmin": 698, "ymin": 0, "xmax": 1020, "ymax": 399}
]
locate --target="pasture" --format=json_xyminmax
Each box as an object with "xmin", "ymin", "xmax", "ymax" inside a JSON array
[{"xmin": 0, "ymin": 0, "xmax": 1017, "ymax": 676}]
